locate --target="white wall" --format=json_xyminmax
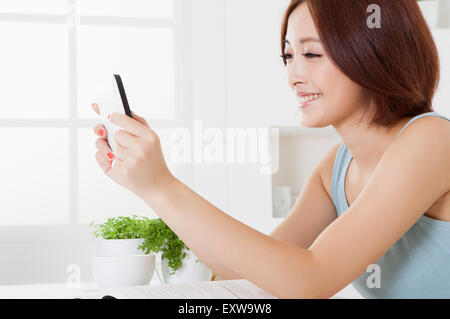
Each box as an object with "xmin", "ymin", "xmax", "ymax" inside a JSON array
[
  {"xmin": 190, "ymin": 0, "xmax": 295, "ymax": 234},
  {"xmin": 433, "ymin": 29, "xmax": 450, "ymax": 115},
  {"xmin": 0, "ymin": 226, "xmax": 100, "ymax": 285}
]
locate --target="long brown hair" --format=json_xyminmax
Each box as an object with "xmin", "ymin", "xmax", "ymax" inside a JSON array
[{"xmin": 281, "ymin": 0, "xmax": 440, "ymax": 129}]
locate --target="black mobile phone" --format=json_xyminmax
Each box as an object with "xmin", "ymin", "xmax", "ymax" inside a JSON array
[
  {"xmin": 113, "ymin": 74, "xmax": 133, "ymax": 118},
  {"xmin": 99, "ymin": 74, "xmax": 134, "ymax": 153}
]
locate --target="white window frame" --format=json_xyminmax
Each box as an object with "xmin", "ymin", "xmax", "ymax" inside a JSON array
[{"xmin": 0, "ymin": 0, "xmax": 193, "ymax": 242}]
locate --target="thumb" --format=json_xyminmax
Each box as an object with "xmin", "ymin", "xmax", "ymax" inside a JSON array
[{"xmin": 131, "ymin": 111, "xmax": 150, "ymax": 127}]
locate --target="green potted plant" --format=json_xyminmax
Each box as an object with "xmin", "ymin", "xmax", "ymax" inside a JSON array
[
  {"xmin": 138, "ymin": 217, "xmax": 191, "ymax": 275},
  {"xmin": 138, "ymin": 218, "xmax": 212, "ymax": 284},
  {"xmin": 89, "ymin": 215, "xmax": 157, "ymax": 288},
  {"xmin": 90, "ymin": 215, "xmax": 211, "ymax": 283},
  {"xmin": 90, "ymin": 215, "xmax": 149, "ymax": 256}
]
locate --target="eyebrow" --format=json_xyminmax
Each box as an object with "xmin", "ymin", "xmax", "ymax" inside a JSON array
[{"xmin": 283, "ymin": 37, "xmax": 322, "ymax": 45}]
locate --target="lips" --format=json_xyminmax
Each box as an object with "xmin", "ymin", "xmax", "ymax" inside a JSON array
[{"xmin": 297, "ymin": 93, "xmax": 323, "ymax": 105}]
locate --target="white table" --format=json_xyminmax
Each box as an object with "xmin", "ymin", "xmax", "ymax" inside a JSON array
[
  {"xmin": 0, "ymin": 274, "xmax": 163, "ymax": 299},
  {"xmin": 0, "ymin": 282, "xmax": 362, "ymax": 299},
  {"xmin": 0, "ymin": 263, "xmax": 363, "ymax": 299},
  {"xmin": 0, "ymin": 263, "xmax": 164, "ymax": 299}
]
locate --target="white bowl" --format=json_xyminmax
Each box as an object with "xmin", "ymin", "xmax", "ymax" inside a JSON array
[
  {"xmin": 101, "ymin": 238, "xmax": 145, "ymax": 256},
  {"xmin": 92, "ymin": 254, "xmax": 155, "ymax": 288}
]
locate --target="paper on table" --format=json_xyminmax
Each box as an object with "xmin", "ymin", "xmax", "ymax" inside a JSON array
[{"xmin": 107, "ymin": 279, "xmax": 277, "ymax": 299}]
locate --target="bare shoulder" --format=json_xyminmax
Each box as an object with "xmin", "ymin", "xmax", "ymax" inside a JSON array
[
  {"xmin": 395, "ymin": 114, "xmax": 450, "ymax": 187},
  {"xmin": 403, "ymin": 114, "xmax": 450, "ymax": 134},
  {"xmin": 396, "ymin": 114, "xmax": 450, "ymax": 153},
  {"xmin": 317, "ymin": 142, "xmax": 342, "ymax": 200}
]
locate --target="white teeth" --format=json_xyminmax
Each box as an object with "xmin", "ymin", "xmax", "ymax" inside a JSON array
[{"xmin": 298, "ymin": 93, "xmax": 323, "ymax": 104}]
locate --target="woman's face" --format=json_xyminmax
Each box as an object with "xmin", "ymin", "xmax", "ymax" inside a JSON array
[{"xmin": 284, "ymin": 3, "xmax": 369, "ymax": 128}]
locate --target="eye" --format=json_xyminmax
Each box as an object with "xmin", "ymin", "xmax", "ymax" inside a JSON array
[
  {"xmin": 280, "ymin": 53, "xmax": 293, "ymax": 61},
  {"xmin": 302, "ymin": 52, "xmax": 321, "ymax": 59}
]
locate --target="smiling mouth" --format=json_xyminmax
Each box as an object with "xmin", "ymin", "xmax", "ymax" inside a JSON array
[{"xmin": 297, "ymin": 93, "xmax": 323, "ymax": 108}]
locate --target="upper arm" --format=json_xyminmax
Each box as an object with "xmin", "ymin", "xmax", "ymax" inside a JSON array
[
  {"xmin": 269, "ymin": 143, "xmax": 341, "ymax": 249},
  {"xmin": 308, "ymin": 117, "xmax": 450, "ymax": 298}
]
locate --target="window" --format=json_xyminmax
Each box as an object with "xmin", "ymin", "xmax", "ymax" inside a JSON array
[{"xmin": 0, "ymin": 0, "xmax": 182, "ymax": 227}]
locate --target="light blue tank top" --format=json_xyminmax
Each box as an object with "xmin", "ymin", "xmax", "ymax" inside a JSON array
[{"xmin": 331, "ymin": 111, "xmax": 450, "ymax": 298}]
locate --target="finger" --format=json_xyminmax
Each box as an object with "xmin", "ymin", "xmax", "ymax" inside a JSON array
[
  {"xmin": 92, "ymin": 103, "xmax": 100, "ymax": 115},
  {"xmin": 131, "ymin": 111, "xmax": 150, "ymax": 127},
  {"xmin": 109, "ymin": 113, "xmax": 149, "ymax": 137},
  {"xmin": 95, "ymin": 151, "xmax": 113, "ymax": 174},
  {"xmin": 114, "ymin": 144, "xmax": 134, "ymax": 163},
  {"xmin": 114, "ymin": 129, "xmax": 140, "ymax": 149},
  {"xmin": 95, "ymin": 137, "xmax": 118, "ymax": 161},
  {"xmin": 106, "ymin": 156, "xmax": 125, "ymax": 178},
  {"xmin": 93, "ymin": 123, "xmax": 107, "ymax": 137}
]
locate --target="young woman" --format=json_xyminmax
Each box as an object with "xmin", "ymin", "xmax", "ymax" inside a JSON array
[{"xmin": 91, "ymin": 0, "xmax": 449, "ymax": 298}]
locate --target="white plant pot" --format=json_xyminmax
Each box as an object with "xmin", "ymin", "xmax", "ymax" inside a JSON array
[
  {"xmin": 162, "ymin": 249, "xmax": 212, "ymax": 284},
  {"xmin": 101, "ymin": 238, "xmax": 145, "ymax": 256},
  {"xmin": 419, "ymin": 0, "xmax": 439, "ymax": 28},
  {"xmin": 92, "ymin": 254, "xmax": 155, "ymax": 288}
]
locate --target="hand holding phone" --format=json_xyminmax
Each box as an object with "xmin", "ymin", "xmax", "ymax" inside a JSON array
[
  {"xmin": 92, "ymin": 75, "xmax": 174, "ymax": 198},
  {"xmin": 97, "ymin": 74, "xmax": 133, "ymax": 154}
]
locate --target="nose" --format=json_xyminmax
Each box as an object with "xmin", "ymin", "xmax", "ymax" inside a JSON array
[{"xmin": 287, "ymin": 59, "xmax": 307, "ymax": 90}]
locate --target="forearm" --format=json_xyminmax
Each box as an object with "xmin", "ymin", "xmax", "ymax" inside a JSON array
[
  {"xmin": 138, "ymin": 176, "xmax": 321, "ymax": 298},
  {"xmin": 141, "ymin": 176, "xmax": 242, "ymax": 280},
  {"xmin": 188, "ymin": 246, "xmax": 242, "ymax": 280}
]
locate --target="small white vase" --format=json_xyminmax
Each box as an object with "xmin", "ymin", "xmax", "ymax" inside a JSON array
[
  {"xmin": 419, "ymin": 0, "xmax": 439, "ymax": 28},
  {"xmin": 92, "ymin": 254, "xmax": 155, "ymax": 288},
  {"xmin": 101, "ymin": 238, "xmax": 145, "ymax": 256},
  {"xmin": 162, "ymin": 249, "xmax": 212, "ymax": 284},
  {"xmin": 92, "ymin": 238, "xmax": 155, "ymax": 288}
]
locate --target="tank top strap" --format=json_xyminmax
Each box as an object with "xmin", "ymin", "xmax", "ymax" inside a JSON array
[
  {"xmin": 397, "ymin": 112, "xmax": 450, "ymax": 137},
  {"xmin": 331, "ymin": 143, "xmax": 352, "ymax": 216}
]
